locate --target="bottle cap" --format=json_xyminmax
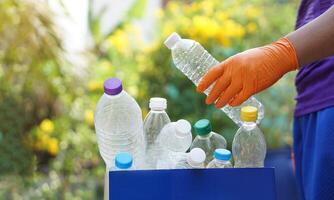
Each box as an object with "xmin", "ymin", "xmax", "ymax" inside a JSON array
[
  {"xmin": 194, "ymin": 119, "xmax": 212, "ymax": 136},
  {"xmin": 214, "ymin": 149, "xmax": 231, "ymax": 161},
  {"xmin": 149, "ymin": 97, "xmax": 167, "ymax": 110},
  {"xmin": 240, "ymin": 106, "xmax": 258, "ymax": 122},
  {"xmin": 164, "ymin": 32, "xmax": 181, "ymax": 49},
  {"xmin": 115, "ymin": 152, "xmax": 133, "ymax": 169},
  {"xmin": 104, "ymin": 78, "xmax": 123, "ymax": 95},
  {"xmin": 175, "ymin": 119, "xmax": 191, "ymax": 137},
  {"xmin": 187, "ymin": 148, "xmax": 206, "ymax": 167}
]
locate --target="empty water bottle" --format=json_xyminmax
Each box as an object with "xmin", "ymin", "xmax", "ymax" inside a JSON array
[
  {"xmin": 156, "ymin": 119, "xmax": 193, "ymax": 169},
  {"xmin": 143, "ymin": 97, "xmax": 171, "ymax": 169},
  {"xmin": 232, "ymin": 106, "xmax": 266, "ymax": 168},
  {"xmin": 94, "ymin": 78, "xmax": 145, "ymax": 169},
  {"xmin": 207, "ymin": 149, "xmax": 233, "ymax": 168},
  {"xmin": 164, "ymin": 32, "xmax": 264, "ymax": 126},
  {"xmin": 175, "ymin": 148, "xmax": 206, "ymax": 169},
  {"xmin": 190, "ymin": 119, "xmax": 227, "ymax": 165},
  {"xmin": 104, "ymin": 152, "xmax": 134, "ymax": 200}
]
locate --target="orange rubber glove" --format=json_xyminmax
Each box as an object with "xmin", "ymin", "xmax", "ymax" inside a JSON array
[{"xmin": 197, "ymin": 38, "xmax": 299, "ymax": 108}]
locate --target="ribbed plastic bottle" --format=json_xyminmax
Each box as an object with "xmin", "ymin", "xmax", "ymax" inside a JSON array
[
  {"xmin": 174, "ymin": 148, "xmax": 206, "ymax": 169},
  {"xmin": 190, "ymin": 119, "xmax": 227, "ymax": 165},
  {"xmin": 232, "ymin": 106, "xmax": 266, "ymax": 168},
  {"xmin": 143, "ymin": 97, "xmax": 171, "ymax": 169},
  {"xmin": 94, "ymin": 78, "xmax": 145, "ymax": 169},
  {"xmin": 156, "ymin": 119, "xmax": 193, "ymax": 169},
  {"xmin": 164, "ymin": 32, "xmax": 264, "ymax": 126},
  {"xmin": 207, "ymin": 149, "xmax": 233, "ymax": 168}
]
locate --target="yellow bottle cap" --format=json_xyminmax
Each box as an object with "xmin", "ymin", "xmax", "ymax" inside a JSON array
[{"xmin": 240, "ymin": 106, "xmax": 258, "ymax": 122}]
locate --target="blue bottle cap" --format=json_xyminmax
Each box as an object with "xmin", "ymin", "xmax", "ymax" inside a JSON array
[
  {"xmin": 214, "ymin": 149, "xmax": 231, "ymax": 161},
  {"xmin": 115, "ymin": 152, "xmax": 133, "ymax": 169}
]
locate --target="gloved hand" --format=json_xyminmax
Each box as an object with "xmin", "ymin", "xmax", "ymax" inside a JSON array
[{"xmin": 196, "ymin": 38, "xmax": 299, "ymax": 108}]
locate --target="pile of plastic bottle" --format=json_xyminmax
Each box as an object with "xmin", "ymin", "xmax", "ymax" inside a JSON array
[{"xmin": 94, "ymin": 33, "xmax": 267, "ymax": 198}]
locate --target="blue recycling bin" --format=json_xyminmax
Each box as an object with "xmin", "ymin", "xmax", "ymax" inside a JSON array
[{"xmin": 109, "ymin": 168, "xmax": 276, "ymax": 200}]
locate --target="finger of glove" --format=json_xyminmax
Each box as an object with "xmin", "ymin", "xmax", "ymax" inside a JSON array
[
  {"xmin": 228, "ymin": 90, "xmax": 250, "ymax": 107},
  {"xmin": 215, "ymin": 83, "xmax": 242, "ymax": 108},
  {"xmin": 206, "ymin": 72, "xmax": 231, "ymax": 104},
  {"xmin": 197, "ymin": 63, "xmax": 225, "ymax": 93}
]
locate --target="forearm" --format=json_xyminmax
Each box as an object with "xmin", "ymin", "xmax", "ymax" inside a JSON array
[{"xmin": 287, "ymin": 6, "xmax": 334, "ymax": 66}]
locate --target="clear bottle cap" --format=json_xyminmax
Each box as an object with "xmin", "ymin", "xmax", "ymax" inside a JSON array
[
  {"xmin": 187, "ymin": 148, "xmax": 206, "ymax": 167},
  {"xmin": 164, "ymin": 32, "xmax": 181, "ymax": 49},
  {"xmin": 149, "ymin": 97, "xmax": 167, "ymax": 110},
  {"xmin": 175, "ymin": 119, "xmax": 191, "ymax": 137}
]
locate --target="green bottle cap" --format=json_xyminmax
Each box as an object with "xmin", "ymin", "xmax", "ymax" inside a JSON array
[{"xmin": 194, "ymin": 119, "xmax": 212, "ymax": 136}]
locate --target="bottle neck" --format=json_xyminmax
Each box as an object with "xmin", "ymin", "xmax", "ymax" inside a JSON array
[
  {"xmin": 198, "ymin": 132, "xmax": 213, "ymax": 139},
  {"xmin": 150, "ymin": 109, "xmax": 166, "ymax": 113},
  {"xmin": 215, "ymin": 159, "xmax": 230, "ymax": 165},
  {"xmin": 241, "ymin": 121, "xmax": 257, "ymax": 130}
]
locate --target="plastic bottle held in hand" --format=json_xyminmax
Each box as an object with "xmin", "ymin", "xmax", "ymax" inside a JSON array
[
  {"xmin": 156, "ymin": 119, "xmax": 193, "ymax": 169},
  {"xmin": 164, "ymin": 32, "xmax": 264, "ymax": 126},
  {"xmin": 207, "ymin": 149, "xmax": 233, "ymax": 168},
  {"xmin": 190, "ymin": 119, "xmax": 227, "ymax": 165},
  {"xmin": 175, "ymin": 148, "xmax": 206, "ymax": 169},
  {"xmin": 232, "ymin": 106, "xmax": 266, "ymax": 168},
  {"xmin": 143, "ymin": 97, "xmax": 171, "ymax": 169},
  {"xmin": 94, "ymin": 78, "xmax": 145, "ymax": 169}
]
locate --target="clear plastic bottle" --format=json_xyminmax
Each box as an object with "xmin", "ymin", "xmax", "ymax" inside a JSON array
[
  {"xmin": 94, "ymin": 78, "xmax": 145, "ymax": 169},
  {"xmin": 164, "ymin": 32, "xmax": 264, "ymax": 126},
  {"xmin": 156, "ymin": 119, "xmax": 193, "ymax": 169},
  {"xmin": 105, "ymin": 152, "xmax": 134, "ymax": 200},
  {"xmin": 143, "ymin": 97, "xmax": 171, "ymax": 169},
  {"xmin": 190, "ymin": 119, "xmax": 227, "ymax": 165},
  {"xmin": 207, "ymin": 149, "xmax": 233, "ymax": 168},
  {"xmin": 232, "ymin": 106, "xmax": 266, "ymax": 168},
  {"xmin": 174, "ymin": 148, "xmax": 206, "ymax": 169}
]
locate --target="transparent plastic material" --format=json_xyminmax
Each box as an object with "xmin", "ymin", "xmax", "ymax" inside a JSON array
[
  {"xmin": 190, "ymin": 132, "xmax": 227, "ymax": 165},
  {"xmin": 174, "ymin": 148, "xmax": 206, "ymax": 169},
  {"xmin": 143, "ymin": 105, "xmax": 171, "ymax": 169},
  {"xmin": 207, "ymin": 159, "xmax": 233, "ymax": 168},
  {"xmin": 94, "ymin": 91, "xmax": 145, "ymax": 169},
  {"xmin": 232, "ymin": 122, "xmax": 266, "ymax": 168},
  {"xmin": 165, "ymin": 32, "xmax": 264, "ymax": 126},
  {"xmin": 156, "ymin": 121, "xmax": 192, "ymax": 169}
]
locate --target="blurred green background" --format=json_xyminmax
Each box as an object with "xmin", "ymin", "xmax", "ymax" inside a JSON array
[{"xmin": 0, "ymin": 0, "xmax": 298, "ymax": 199}]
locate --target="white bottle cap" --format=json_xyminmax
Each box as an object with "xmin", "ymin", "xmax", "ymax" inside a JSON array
[
  {"xmin": 175, "ymin": 119, "xmax": 191, "ymax": 137},
  {"xmin": 187, "ymin": 148, "xmax": 206, "ymax": 167},
  {"xmin": 149, "ymin": 97, "xmax": 167, "ymax": 110},
  {"xmin": 164, "ymin": 32, "xmax": 181, "ymax": 49}
]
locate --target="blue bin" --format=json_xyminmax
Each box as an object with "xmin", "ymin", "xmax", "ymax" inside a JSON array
[{"xmin": 109, "ymin": 168, "xmax": 276, "ymax": 200}]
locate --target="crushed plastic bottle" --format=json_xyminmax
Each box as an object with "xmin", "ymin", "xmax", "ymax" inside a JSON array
[
  {"xmin": 143, "ymin": 97, "xmax": 171, "ymax": 169},
  {"xmin": 94, "ymin": 78, "xmax": 145, "ymax": 169},
  {"xmin": 164, "ymin": 32, "xmax": 264, "ymax": 126},
  {"xmin": 174, "ymin": 148, "xmax": 206, "ymax": 169},
  {"xmin": 190, "ymin": 119, "xmax": 227, "ymax": 165},
  {"xmin": 207, "ymin": 149, "xmax": 233, "ymax": 168},
  {"xmin": 232, "ymin": 106, "xmax": 266, "ymax": 168},
  {"xmin": 156, "ymin": 119, "xmax": 193, "ymax": 169}
]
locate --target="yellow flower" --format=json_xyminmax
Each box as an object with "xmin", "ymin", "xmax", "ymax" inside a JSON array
[
  {"xmin": 192, "ymin": 16, "xmax": 220, "ymax": 42},
  {"xmin": 107, "ymin": 30, "xmax": 129, "ymax": 54},
  {"xmin": 40, "ymin": 119, "xmax": 54, "ymax": 134},
  {"xmin": 47, "ymin": 138, "xmax": 59, "ymax": 156},
  {"xmin": 245, "ymin": 6, "xmax": 260, "ymax": 19},
  {"xmin": 85, "ymin": 110, "xmax": 94, "ymax": 126},
  {"xmin": 162, "ymin": 22, "xmax": 175, "ymax": 38},
  {"xmin": 223, "ymin": 20, "xmax": 245, "ymax": 38},
  {"xmin": 246, "ymin": 22, "xmax": 257, "ymax": 33},
  {"xmin": 167, "ymin": 1, "xmax": 178, "ymax": 14},
  {"xmin": 87, "ymin": 80, "xmax": 102, "ymax": 92}
]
